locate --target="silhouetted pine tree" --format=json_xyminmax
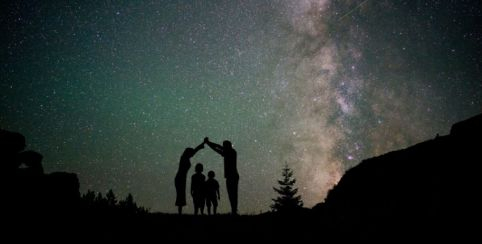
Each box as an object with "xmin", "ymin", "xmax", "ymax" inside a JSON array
[
  {"xmin": 95, "ymin": 192, "xmax": 108, "ymax": 208},
  {"xmin": 119, "ymin": 193, "xmax": 136, "ymax": 210},
  {"xmin": 81, "ymin": 190, "xmax": 96, "ymax": 207},
  {"xmin": 271, "ymin": 164, "xmax": 303, "ymax": 213},
  {"xmin": 106, "ymin": 189, "xmax": 117, "ymax": 207}
]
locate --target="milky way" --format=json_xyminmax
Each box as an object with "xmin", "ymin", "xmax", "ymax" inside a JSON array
[{"xmin": 1, "ymin": 0, "xmax": 481, "ymax": 213}]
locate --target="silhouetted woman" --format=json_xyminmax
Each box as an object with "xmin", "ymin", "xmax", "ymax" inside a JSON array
[{"xmin": 175, "ymin": 142, "xmax": 204, "ymax": 214}]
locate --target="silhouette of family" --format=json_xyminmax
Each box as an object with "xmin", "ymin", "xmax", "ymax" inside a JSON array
[{"xmin": 174, "ymin": 137, "xmax": 238, "ymax": 215}]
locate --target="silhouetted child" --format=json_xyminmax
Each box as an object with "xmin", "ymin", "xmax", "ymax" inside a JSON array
[
  {"xmin": 191, "ymin": 163, "xmax": 206, "ymax": 215},
  {"xmin": 205, "ymin": 170, "xmax": 220, "ymax": 215}
]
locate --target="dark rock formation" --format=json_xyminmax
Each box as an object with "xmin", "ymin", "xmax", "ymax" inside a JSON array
[
  {"xmin": 1, "ymin": 129, "xmax": 80, "ymax": 217},
  {"xmin": 314, "ymin": 113, "xmax": 481, "ymax": 240}
]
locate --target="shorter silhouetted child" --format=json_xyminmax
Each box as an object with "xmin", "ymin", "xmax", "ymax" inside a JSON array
[
  {"xmin": 191, "ymin": 163, "xmax": 206, "ymax": 215},
  {"xmin": 205, "ymin": 170, "xmax": 220, "ymax": 215}
]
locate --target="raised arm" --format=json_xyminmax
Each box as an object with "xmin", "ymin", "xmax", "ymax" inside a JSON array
[
  {"xmin": 204, "ymin": 137, "xmax": 224, "ymax": 156},
  {"xmin": 192, "ymin": 142, "xmax": 204, "ymax": 155}
]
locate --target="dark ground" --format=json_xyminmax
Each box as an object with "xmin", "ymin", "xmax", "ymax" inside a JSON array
[
  {"xmin": 5, "ymin": 209, "xmax": 473, "ymax": 242},
  {"xmin": 5, "ymin": 211, "xmax": 324, "ymax": 242}
]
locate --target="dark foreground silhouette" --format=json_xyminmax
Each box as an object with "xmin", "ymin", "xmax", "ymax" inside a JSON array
[
  {"xmin": 0, "ymin": 129, "xmax": 80, "ymax": 215},
  {"xmin": 314, "ymin": 113, "xmax": 482, "ymax": 241},
  {"xmin": 2, "ymin": 113, "xmax": 481, "ymax": 241}
]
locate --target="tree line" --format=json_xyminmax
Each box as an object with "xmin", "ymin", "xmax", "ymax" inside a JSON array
[{"xmin": 80, "ymin": 189, "xmax": 149, "ymax": 215}]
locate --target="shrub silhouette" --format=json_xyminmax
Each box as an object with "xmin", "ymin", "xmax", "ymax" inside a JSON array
[{"xmin": 80, "ymin": 189, "xmax": 149, "ymax": 215}]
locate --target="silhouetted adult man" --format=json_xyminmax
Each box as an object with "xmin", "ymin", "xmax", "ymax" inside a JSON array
[{"xmin": 204, "ymin": 137, "xmax": 239, "ymax": 215}]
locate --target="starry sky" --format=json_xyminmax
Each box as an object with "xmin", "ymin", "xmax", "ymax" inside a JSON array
[{"xmin": 1, "ymin": 0, "xmax": 481, "ymax": 214}]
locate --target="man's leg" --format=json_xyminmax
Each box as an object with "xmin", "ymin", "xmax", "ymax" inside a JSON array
[{"xmin": 226, "ymin": 177, "xmax": 239, "ymax": 214}]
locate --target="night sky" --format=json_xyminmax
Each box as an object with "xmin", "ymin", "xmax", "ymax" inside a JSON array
[{"xmin": 1, "ymin": 0, "xmax": 481, "ymax": 214}]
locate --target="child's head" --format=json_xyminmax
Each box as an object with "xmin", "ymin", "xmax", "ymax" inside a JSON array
[
  {"xmin": 208, "ymin": 170, "xmax": 215, "ymax": 179},
  {"xmin": 195, "ymin": 163, "xmax": 203, "ymax": 173}
]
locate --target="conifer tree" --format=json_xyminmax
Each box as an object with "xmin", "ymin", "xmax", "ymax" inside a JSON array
[
  {"xmin": 106, "ymin": 189, "xmax": 117, "ymax": 207},
  {"xmin": 271, "ymin": 164, "xmax": 303, "ymax": 212}
]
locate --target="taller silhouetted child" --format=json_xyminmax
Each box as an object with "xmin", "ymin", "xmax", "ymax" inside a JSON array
[{"xmin": 191, "ymin": 163, "xmax": 206, "ymax": 215}]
